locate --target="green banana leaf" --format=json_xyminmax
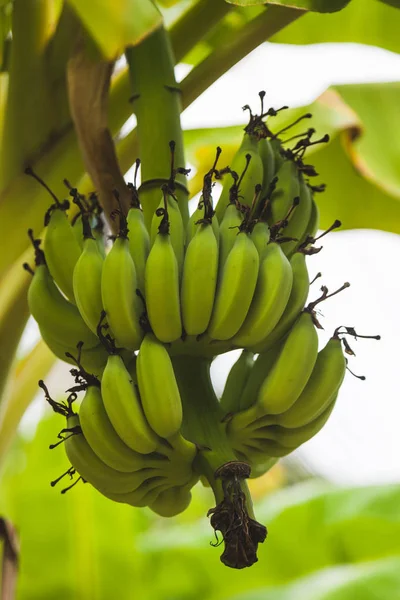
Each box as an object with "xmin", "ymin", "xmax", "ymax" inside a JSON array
[
  {"xmin": 65, "ymin": 0, "xmax": 162, "ymax": 58},
  {"xmin": 225, "ymin": 0, "xmax": 351, "ymax": 12},
  {"xmin": 378, "ymin": 0, "xmax": 400, "ymax": 7},
  {"xmin": 271, "ymin": 0, "xmax": 400, "ymax": 53},
  {"xmin": 184, "ymin": 81, "xmax": 400, "ymax": 233},
  {"xmin": 1, "ymin": 411, "xmax": 400, "ymax": 599},
  {"xmin": 230, "ymin": 557, "xmax": 400, "ymax": 600}
]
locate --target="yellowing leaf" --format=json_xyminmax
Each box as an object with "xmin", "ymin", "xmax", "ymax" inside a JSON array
[{"xmin": 66, "ymin": 0, "xmax": 162, "ymax": 58}]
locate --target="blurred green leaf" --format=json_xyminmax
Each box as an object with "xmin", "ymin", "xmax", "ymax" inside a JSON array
[
  {"xmin": 270, "ymin": 0, "xmax": 400, "ymax": 53},
  {"xmin": 66, "ymin": 0, "xmax": 162, "ymax": 58},
  {"xmin": 231, "ymin": 557, "xmax": 400, "ymax": 600},
  {"xmin": 225, "ymin": 0, "xmax": 350, "ymax": 12},
  {"xmin": 378, "ymin": 0, "xmax": 400, "ymax": 7},
  {"xmin": 185, "ymin": 82, "xmax": 400, "ymax": 233},
  {"xmin": 1, "ymin": 413, "xmax": 400, "ymax": 599}
]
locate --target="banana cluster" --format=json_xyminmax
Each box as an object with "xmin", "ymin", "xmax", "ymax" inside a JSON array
[
  {"xmin": 26, "ymin": 97, "xmax": 379, "ymax": 568},
  {"xmin": 41, "ymin": 333, "xmax": 198, "ymax": 516}
]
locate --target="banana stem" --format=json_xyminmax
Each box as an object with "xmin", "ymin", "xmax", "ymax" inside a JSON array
[
  {"xmin": 172, "ymin": 355, "xmax": 268, "ymax": 568},
  {"xmin": 181, "ymin": 5, "xmax": 304, "ymax": 108},
  {"xmin": 171, "ymin": 356, "xmax": 253, "ymax": 509},
  {"xmin": 126, "ymin": 26, "xmax": 188, "ymax": 229}
]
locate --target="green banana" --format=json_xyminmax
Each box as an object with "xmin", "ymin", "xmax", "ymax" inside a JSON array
[
  {"xmin": 73, "ymin": 213, "xmax": 104, "ymax": 334},
  {"xmin": 186, "ymin": 202, "xmax": 219, "ymax": 246},
  {"xmin": 219, "ymin": 350, "xmax": 255, "ymax": 414},
  {"xmin": 101, "ymin": 353, "xmax": 159, "ymax": 454},
  {"xmin": 43, "ymin": 202, "xmax": 81, "ymax": 303},
  {"xmin": 79, "ymin": 383, "xmax": 165, "ymax": 472},
  {"xmin": 181, "ymin": 220, "xmax": 218, "ymax": 336},
  {"xmin": 26, "ymin": 236, "xmax": 99, "ymax": 350},
  {"xmin": 300, "ymin": 194, "xmax": 320, "ymax": 247},
  {"xmin": 101, "ymin": 213, "xmax": 144, "ymax": 351},
  {"xmin": 251, "ymin": 251, "xmax": 310, "ymax": 353},
  {"xmin": 215, "ymin": 132, "xmax": 263, "ymax": 220},
  {"xmin": 257, "ymin": 310, "xmax": 319, "ymax": 415},
  {"xmin": 25, "ymin": 169, "xmax": 82, "ymax": 303},
  {"xmin": 137, "ymin": 334, "xmax": 183, "ymax": 439},
  {"xmin": 217, "ymin": 201, "xmax": 244, "ymax": 269},
  {"xmin": 64, "ymin": 415, "xmax": 162, "ymax": 495},
  {"xmin": 250, "ymin": 220, "xmax": 270, "ymax": 259},
  {"xmin": 233, "ymin": 241, "xmax": 293, "ymax": 348},
  {"xmin": 226, "ymin": 344, "xmax": 283, "ymax": 441},
  {"xmin": 104, "ymin": 479, "xmax": 170, "ymax": 507},
  {"xmin": 127, "ymin": 204, "xmax": 150, "ymax": 294},
  {"xmin": 149, "ymin": 484, "xmax": 193, "ymax": 517},
  {"xmin": 274, "ymin": 335, "xmax": 346, "ymax": 428},
  {"xmin": 259, "ymin": 137, "xmax": 275, "ymax": 200},
  {"xmin": 150, "ymin": 189, "xmax": 185, "ymax": 273},
  {"xmin": 270, "ymin": 137, "xmax": 284, "ymax": 171},
  {"xmin": 145, "ymin": 205, "xmax": 182, "ymax": 343},
  {"xmin": 268, "ymin": 159, "xmax": 300, "ymax": 224},
  {"xmin": 253, "ymin": 396, "xmax": 336, "ymax": 450},
  {"xmin": 39, "ymin": 325, "xmax": 108, "ymax": 376},
  {"xmin": 208, "ymin": 231, "xmax": 259, "ymax": 341},
  {"xmin": 280, "ymin": 175, "xmax": 312, "ymax": 257}
]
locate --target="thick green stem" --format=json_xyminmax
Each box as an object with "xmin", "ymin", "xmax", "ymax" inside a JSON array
[
  {"xmin": 181, "ymin": 5, "xmax": 304, "ymax": 108},
  {"xmin": 171, "ymin": 356, "xmax": 253, "ymax": 510},
  {"xmin": 126, "ymin": 27, "xmax": 188, "ymax": 229}
]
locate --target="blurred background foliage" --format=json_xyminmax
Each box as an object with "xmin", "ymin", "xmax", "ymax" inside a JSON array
[
  {"xmin": 0, "ymin": 0, "xmax": 400, "ymax": 597},
  {"xmin": 1, "ymin": 413, "xmax": 400, "ymax": 598}
]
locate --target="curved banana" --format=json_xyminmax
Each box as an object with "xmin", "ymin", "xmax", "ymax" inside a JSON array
[
  {"xmin": 101, "ymin": 353, "xmax": 159, "ymax": 454},
  {"xmin": 251, "ymin": 251, "xmax": 310, "ymax": 353},
  {"xmin": 259, "ymin": 137, "xmax": 275, "ymax": 200},
  {"xmin": 44, "ymin": 205, "xmax": 82, "ymax": 303},
  {"xmin": 233, "ymin": 241, "xmax": 293, "ymax": 348},
  {"xmin": 79, "ymin": 384, "xmax": 166, "ymax": 472},
  {"xmin": 253, "ymin": 396, "xmax": 337, "ymax": 450},
  {"xmin": 274, "ymin": 335, "xmax": 346, "ymax": 428},
  {"xmin": 137, "ymin": 334, "xmax": 183, "ymax": 439},
  {"xmin": 151, "ymin": 190, "xmax": 185, "ymax": 273},
  {"xmin": 300, "ymin": 194, "xmax": 320, "ymax": 247},
  {"xmin": 24, "ymin": 170, "xmax": 82, "ymax": 303},
  {"xmin": 103, "ymin": 479, "xmax": 170, "ymax": 507},
  {"xmin": 280, "ymin": 175, "xmax": 312, "ymax": 258},
  {"xmin": 250, "ymin": 220, "xmax": 270, "ymax": 259},
  {"xmin": 186, "ymin": 202, "xmax": 219, "ymax": 246},
  {"xmin": 64, "ymin": 415, "xmax": 162, "ymax": 495},
  {"xmin": 149, "ymin": 484, "xmax": 193, "ymax": 517},
  {"xmin": 208, "ymin": 231, "xmax": 259, "ymax": 341},
  {"xmin": 226, "ymin": 344, "xmax": 283, "ymax": 440},
  {"xmin": 101, "ymin": 231, "xmax": 144, "ymax": 351},
  {"xmin": 27, "ymin": 256, "xmax": 99, "ymax": 349},
  {"xmin": 220, "ymin": 350, "xmax": 255, "ymax": 414},
  {"xmin": 268, "ymin": 159, "xmax": 300, "ymax": 224},
  {"xmin": 215, "ymin": 132, "xmax": 263, "ymax": 220},
  {"xmin": 270, "ymin": 137, "xmax": 284, "ymax": 171},
  {"xmin": 73, "ymin": 216, "xmax": 104, "ymax": 334},
  {"xmin": 217, "ymin": 202, "xmax": 244, "ymax": 269},
  {"xmin": 257, "ymin": 310, "xmax": 319, "ymax": 415},
  {"xmin": 181, "ymin": 220, "xmax": 218, "ymax": 336},
  {"xmin": 145, "ymin": 214, "xmax": 182, "ymax": 343},
  {"xmin": 39, "ymin": 325, "xmax": 108, "ymax": 376},
  {"xmin": 127, "ymin": 204, "xmax": 150, "ymax": 294}
]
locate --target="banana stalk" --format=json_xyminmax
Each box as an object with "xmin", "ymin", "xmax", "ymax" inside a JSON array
[
  {"xmin": 126, "ymin": 26, "xmax": 188, "ymax": 228},
  {"xmin": 171, "ymin": 356, "xmax": 268, "ymax": 569}
]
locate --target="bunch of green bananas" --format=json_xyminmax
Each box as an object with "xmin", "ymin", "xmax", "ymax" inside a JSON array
[{"xmin": 25, "ymin": 99, "xmax": 379, "ymax": 569}]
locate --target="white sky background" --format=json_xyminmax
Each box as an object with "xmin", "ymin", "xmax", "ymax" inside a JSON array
[{"xmin": 20, "ymin": 41, "xmax": 400, "ymax": 486}]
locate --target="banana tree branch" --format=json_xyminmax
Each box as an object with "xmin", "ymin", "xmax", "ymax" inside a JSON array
[
  {"xmin": 181, "ymin": 5, "xmax": 304, "ymax": 108},
  {"xmin": 67, "ymin": 35, "xmax": 131, "ymax": 225}
]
